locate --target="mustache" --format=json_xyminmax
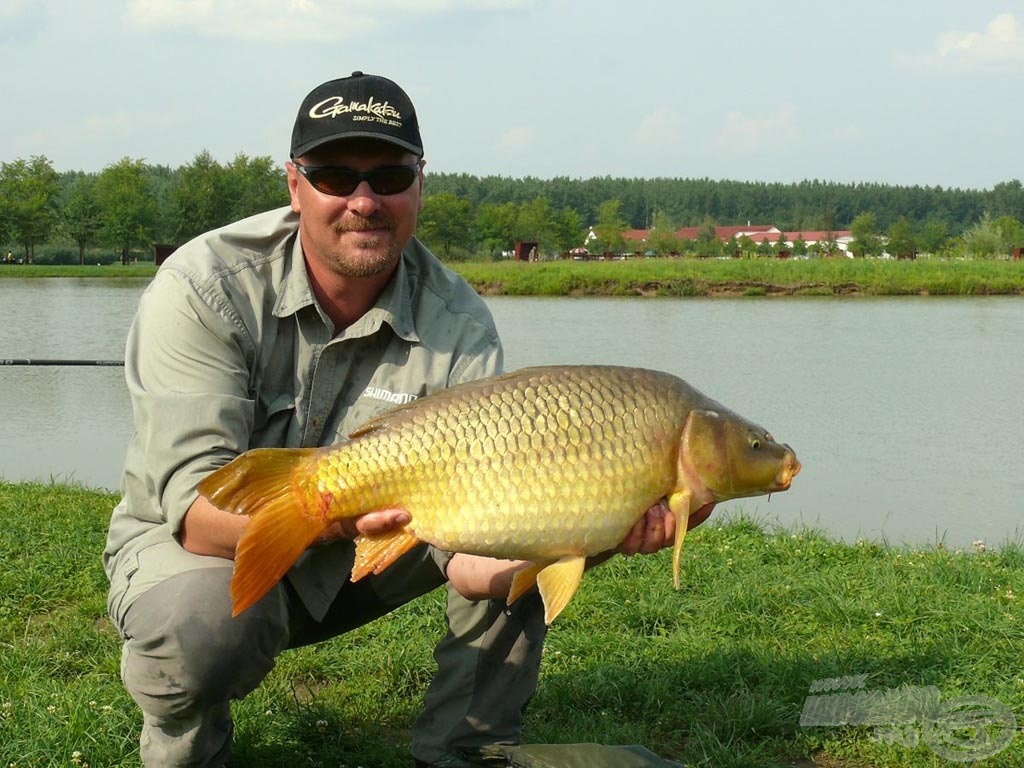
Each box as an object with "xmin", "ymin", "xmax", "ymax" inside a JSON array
[{"xmin": 334, "ymin": 216, "xmax": 395, "ymax": 233}]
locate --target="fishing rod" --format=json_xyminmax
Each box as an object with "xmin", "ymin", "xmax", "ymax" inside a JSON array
[{"xmin": 1, "ymin": 358, "xmax": 124, "ymax": 366}]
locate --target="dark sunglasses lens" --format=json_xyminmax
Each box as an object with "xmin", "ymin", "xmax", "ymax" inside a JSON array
[
  {"xmin": 368, "ymin": 167, "xmax": 418, "ymax": 195},
  {"xmin": 307, "ymin": 169, "xmax": 359, "ymax": 196},
  {"xmin": 305, "ymin": 166, "xmax": 417, "ymax": 196}
]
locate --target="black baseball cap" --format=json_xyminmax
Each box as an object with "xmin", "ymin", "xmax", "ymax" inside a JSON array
[{"xmin": 290, "ymin": 71, "xmax": 423, "ymax": 159}]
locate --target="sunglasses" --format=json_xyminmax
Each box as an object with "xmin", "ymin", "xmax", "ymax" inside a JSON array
[{"xmin": 293, "ymin": 162, "xmax": 421, "ymax": 197}]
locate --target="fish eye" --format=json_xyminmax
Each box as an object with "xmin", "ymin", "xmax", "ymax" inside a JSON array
[{"xmin": 750, "ymin": 435, "xmax": 761, "ymax": 450}]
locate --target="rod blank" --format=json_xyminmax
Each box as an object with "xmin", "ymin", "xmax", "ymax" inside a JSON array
[{"xmin": 1, "ymin": 358, "xmax": 124, "ymax": 366}]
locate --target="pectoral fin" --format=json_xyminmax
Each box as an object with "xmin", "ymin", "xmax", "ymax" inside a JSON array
[
  {"xmin": 667, "ymin": 489, "xmax": 692, "ymax": 589},
  {"xmin": 351, "ymin": 528, "xmax": 421, "ymax": 581},
  {"xmin": 508, "ymin": 562, "xmax": 547, "ymax": 606}
]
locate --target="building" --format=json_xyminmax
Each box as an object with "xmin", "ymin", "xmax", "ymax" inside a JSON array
[{"xmin": 589, "ymin": 224, "xmax": 853, "ymax": 256}]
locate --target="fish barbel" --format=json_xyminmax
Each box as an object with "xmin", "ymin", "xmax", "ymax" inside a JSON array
[{"xmin": 199, "ymin": 365, "xmax": 800, "ymax": 623}]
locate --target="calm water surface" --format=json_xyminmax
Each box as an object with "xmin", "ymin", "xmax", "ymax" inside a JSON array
[{"xmin": 2, "ymin": 278, "xmax": 1022, "ymax": 549}]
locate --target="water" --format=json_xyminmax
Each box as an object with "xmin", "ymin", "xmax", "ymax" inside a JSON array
[
  {"xmin": 0, "ymin": 278, "xmax": 144, "ymax": 492},
  {"xmin": 2, "ymin": 278, "xmax": 1022, "ymax": 549}
]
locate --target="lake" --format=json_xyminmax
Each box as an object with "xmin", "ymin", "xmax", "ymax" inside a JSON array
[{"xmin": 2, "ymin": 277, "xmax": 1022, "ymax": 549}]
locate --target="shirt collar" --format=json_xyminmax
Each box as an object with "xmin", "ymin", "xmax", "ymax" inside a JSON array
[
  {"xmin": 274, "ymin": 233, "xmax": 420, "ymax": 344},
  {"xmin": 342, "ymin": 254, "xmax": 419, "ymax": 342},
  {"xmin": 273, "ymin": 230, "xmax": 318, "ymax": 318}
]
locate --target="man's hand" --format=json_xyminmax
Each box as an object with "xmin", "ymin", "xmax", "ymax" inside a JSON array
[
  {"xmin": 616, "ymin": 499, "xmax": 715, "ymax": 556},
  {"xmin": 182, "ymin": 496, "xmax": 411, "ymax": 559},
  {"xmin": 316, "ymin": 510, "xmax": 411, "ymax": 544}
]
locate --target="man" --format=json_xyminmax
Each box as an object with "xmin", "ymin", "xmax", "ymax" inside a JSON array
[{"xmin": 103, "ymin": 71, "xmax": 708, "ymax": 767}]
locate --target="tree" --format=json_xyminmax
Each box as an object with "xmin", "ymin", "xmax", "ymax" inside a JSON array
[
  {"xmin": 818, "ymin": 232, "xmax": 840, "ymax": 257},
  {"xmin": 992, "ymin": 215, "xmax": 1024, "ymax": 252},
  {"xmin": 550, "ymin": 206, "xmax": 584, "ymax": 255},
  {"xmin": 694, "ymin": 221, "xmax": 721, "ymax": 258},
  {"xmin": 592, "ymin": 199, "xmax": 628, "ymax": 254},
  {"xmin": 61, "ymin": 174, "xmax": 104, "ymax": 264},
  {"xmin": 737, "ymin": 234, "xmax": 756, "ymax": 258},
  {"xmin": 791, "ymin": 235, "xmax": 808, "ymax": 257},
  {"xmin": 886, "ymin": 216, "xmax": 917, "ymax": 260},
  {"xmin": 514, "ymin": 197, "xmax": 561, "ymax": 253},
  {"xmin": 418, "ymin": 193, "xmax": 473, "ymax": 258},
  {"xmin": 170, "ymin": 150, "xmax": 233, "ymax": 242},
  {"xmin": 474, "ymin": 202, "xmax": 518, "ymax": 258},
  {"xmin": 94, "ymin": 158, "xmax": 159, "ymax": 264},
  {"xmin": 960, "ymin": 213, "xmax": 1003, "ymax": 259},
  {"xmin": 226, "ymin": 153, "xmax": 287, "ymax": 221},
  {"xmin": 918, "ymin": 218, "xmax": 949, "ymax": 255},
  {"xmin": 774, "ymin": 232, "xmax": 788, "ymax": 257},
  {"xmin": 849, "ymin": 212, "xmax": 882, "ymax": 257},
  {"xmin": 647, "ymin": 210, "xmax": 679, "ymax": 256},
  {"xmin": 990, "ymin": 180, "xmax": 1024, "ymax": 219},
  {"xmin": 0, "ymin": 155, "xmax": 60, "ymax": 263}
]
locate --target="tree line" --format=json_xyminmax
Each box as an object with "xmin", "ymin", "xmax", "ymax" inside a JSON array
[{"xmin": 1, "ymin": 153, "xmax": 1022, "ymax": 264}]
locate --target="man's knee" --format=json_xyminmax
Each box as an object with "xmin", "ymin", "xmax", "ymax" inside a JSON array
[
  {"xmin": 120, "ymin": 568, "xmax": 289, "ymax": 717},
  {"xmin": 412, "ymin": 589, "xmax": 547, "ymax": 763}
]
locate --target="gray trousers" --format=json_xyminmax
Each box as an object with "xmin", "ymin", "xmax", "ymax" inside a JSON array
[{"xmin": 112, "ymin": 543, "xmax": 546, "ymax": 767}]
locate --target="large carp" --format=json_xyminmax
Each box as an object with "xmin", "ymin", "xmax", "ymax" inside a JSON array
[{"xmin": 199, "ymin": 365, "xmax": 800, "ymax": 624}]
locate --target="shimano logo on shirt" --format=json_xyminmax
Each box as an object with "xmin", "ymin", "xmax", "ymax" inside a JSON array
[{"xmin": 363, "ymin": 386, "xmax": 419, "ymax": 405}]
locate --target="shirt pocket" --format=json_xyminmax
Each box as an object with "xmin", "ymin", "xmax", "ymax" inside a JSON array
[{"xmin": 253, "ymin": 393, "xmax": 297, "ymax": 448}]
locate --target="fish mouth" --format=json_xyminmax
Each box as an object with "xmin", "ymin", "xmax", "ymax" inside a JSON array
[{"xmin": 773, "ymin": 455, "xmax": 802, "ymax": 491}]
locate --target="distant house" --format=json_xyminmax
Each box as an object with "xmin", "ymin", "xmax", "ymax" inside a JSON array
[
  {"xmin": 676, "ymin": 224, "xmax": 779, "ymax": 241},
  {"xmin": 744, "ymin": 230, "xmax": 854, "ymax": 256},
  {"xmin": 587, "ymin": 224, "xmax": 852, "ymax": 256},
  {"xmin": 585, "ymin": 222, "xmax": 856, "ymax": 259}
]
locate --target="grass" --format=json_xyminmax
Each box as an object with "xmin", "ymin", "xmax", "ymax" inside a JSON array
[
  {"xmin": 0, "ymin": 264, "xmax": 157, "ymax": 279},
  {"xmin": 452, "ymin": 257, "xmax": 1024, "ymax": 297},
  {"xmin": 3, "ymin": 481, "xmax": 1024, "ymax": 767},
  {"xmin": 3, "ymin": 257, "xmax": 1024, "ymax": 297}
]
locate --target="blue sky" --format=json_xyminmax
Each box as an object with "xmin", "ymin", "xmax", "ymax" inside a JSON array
[{"xmin": 2, "ymin": 1, "xmax": 1022, "ymax": 189}]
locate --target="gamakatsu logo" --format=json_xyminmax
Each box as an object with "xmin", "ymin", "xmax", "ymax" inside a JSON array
[{"xmin": 309, "ymin": 96, "xmax": 402, "ymax": 121}]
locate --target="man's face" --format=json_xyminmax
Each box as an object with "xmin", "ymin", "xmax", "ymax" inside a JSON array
[{"xmin": 287, "ymin": 138, "xmax": 424, "ymax": 279}]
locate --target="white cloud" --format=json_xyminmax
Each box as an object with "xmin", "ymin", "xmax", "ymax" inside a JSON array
[
  {"xmin": 935, "ymin": 13, "xmax": 1024, "ymax": 68},
  {"xmin": 494, "ymin": 125, "xmax": 536, "ymax": 152},
  {"xmin": 714, "ymin": 103, "xmax": 800, "ymax": 154},
  {"xmin": 81, "ymin": 111, "xmax": 137, "ymax": 137},
  {"xmin": 122, "ymin": 0, "xmax": 531, "ymax": 42},
  {"xmin": 0, "ymin": 0, "xmax": 32, "ymax": 19},
  {"xmin": 631, "ymin": 107, "xmax": 685, "ymax": 147}
]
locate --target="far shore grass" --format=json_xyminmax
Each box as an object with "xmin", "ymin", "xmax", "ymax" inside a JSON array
[
  {"xmin": 3, "ymin": 256, "xmax": 1024, "ymax": 297},
  {"xmin": 3, "ymin": 480, "xmax": 1023, "ymax": 767}
]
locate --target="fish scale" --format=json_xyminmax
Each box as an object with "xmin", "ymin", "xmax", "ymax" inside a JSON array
[
  {"xmin": 320, "ymin": 367, "xmax": 684, "ymax": 559},
  {"xmin": 199, "ymin": 364, "xmax": 800, "ymax": 623}
]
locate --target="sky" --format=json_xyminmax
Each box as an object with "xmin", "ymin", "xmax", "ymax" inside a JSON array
[{"xmin": 1, "ymin": 0, "xmax": 1022, "ymax": 190}]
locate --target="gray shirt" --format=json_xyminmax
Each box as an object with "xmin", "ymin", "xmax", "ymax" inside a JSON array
[{"xmin": 103, "ymin": 206, "xmax": 502, "ymax": 620}]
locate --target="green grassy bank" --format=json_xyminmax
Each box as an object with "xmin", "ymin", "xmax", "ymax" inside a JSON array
[
  {"xmin": 3, "ymin": 257, "xmax": 1024, "ymax": 297},
  {"xmin": 2, "ymin": 481, "xmax": 1023, "ymax": 767}
]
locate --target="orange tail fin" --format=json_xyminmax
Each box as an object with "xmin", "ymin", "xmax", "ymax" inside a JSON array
[{"xmin": 198, "ymin": 448, "xmax": 323, "ymax": 616}]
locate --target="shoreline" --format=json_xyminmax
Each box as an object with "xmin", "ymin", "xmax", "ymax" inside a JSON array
[{"xmin": 2, "ymin": 258, "xmax": 1023, "ymax": 297}]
